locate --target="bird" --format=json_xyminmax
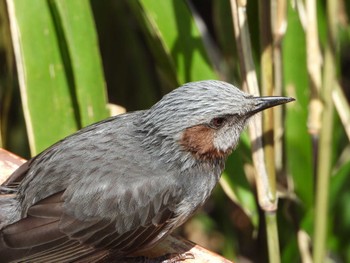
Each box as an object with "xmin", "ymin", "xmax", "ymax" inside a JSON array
[{"xmin": 0, "ymin": 80, "xmax": 294, "ymax": 262}]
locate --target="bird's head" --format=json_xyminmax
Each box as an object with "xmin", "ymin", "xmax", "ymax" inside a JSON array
[{"xmin": 140, "ymin": 80, "xmax": 294, "ymax": 164}]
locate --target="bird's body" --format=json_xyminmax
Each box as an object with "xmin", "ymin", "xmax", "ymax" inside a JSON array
[{"xmin": 0, "ymin": 80, "xmax": 293, "ymax": 262}]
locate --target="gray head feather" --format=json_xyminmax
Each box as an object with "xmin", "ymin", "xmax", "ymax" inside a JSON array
[
  {"xmin": 142, "ymin": 80, "xmax": 253, "ymax": 131},
  {"xmin": 139, "ymin": 80, "xmax": 256, "ymax": 168}
]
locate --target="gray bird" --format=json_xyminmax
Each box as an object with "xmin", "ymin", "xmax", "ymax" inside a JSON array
[{"xmin": 0, "ymin": 80, "xmax": 294, "ymax": 262}]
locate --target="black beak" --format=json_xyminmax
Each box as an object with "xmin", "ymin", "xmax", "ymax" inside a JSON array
[{"xmin": 249, "ymin": 96, "xmax": 295, "ymax": 116}]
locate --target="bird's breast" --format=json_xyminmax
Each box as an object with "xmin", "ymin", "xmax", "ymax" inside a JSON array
[{"xmin": 172, "ymin": 165, "xmax": 222, "ymax": 225}]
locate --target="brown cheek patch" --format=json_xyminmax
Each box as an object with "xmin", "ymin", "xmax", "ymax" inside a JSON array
[{"xmin": 180, "ymin": 125, "xmax": 232, "ymax": 161}]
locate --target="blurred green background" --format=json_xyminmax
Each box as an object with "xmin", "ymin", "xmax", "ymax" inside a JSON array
[{"xmin": 1, "ymin": 0, "xmax": 350, "ymax": 262}]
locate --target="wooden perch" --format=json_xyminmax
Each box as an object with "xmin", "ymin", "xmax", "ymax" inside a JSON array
[{"xmin": 0, "ymin": 148, "xmax": 233, "ymax": 263}]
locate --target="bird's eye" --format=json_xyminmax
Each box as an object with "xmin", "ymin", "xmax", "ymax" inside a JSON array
[{"xmin": 209, "ymin": 117, "xmax": 227, "ymax": 129}]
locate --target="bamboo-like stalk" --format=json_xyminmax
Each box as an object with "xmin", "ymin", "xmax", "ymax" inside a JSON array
[
  {"xmin": 230, "ymin": 0, "xmax": 280, "ymax": 262},
  {"xmin": 332, "ymin": 82, "xmax": 350, "ymax": 141},
  {"xmin": 265, "ymin": 212, "xmax": 280, "ymax": 263},
  {"xmin": 271, "ymin": 0, "xmax": 287, "ymax": 177},
  {"xmin": 259, "ymin": 1, "xmax": 281, "ymax": 263},
  {"xmin": 304, "ymin": 0, "xmax": 323, "ymax": 259},
  {"xmin": 230, "ymin": 0, "xmax": 275, "ymax": 212},
  {"xmin": 259, "ymin": 0, "xmax": 275, "ymax": 197},
  {"xmin": 306, "ymin": 0, "xmax": 323, "ymax": 139},
  {"xmin": 305, "ymin": 0, "xmax": 323, "ymax": 200},
  {"xmin": 298, "ymin": 230, "xmax": 313, "ymax": 263},
  {"xmin": 313, "ymin": 0, "xmax": 338, "ymax": 261},
  {"xmin": 313, "ymin": 43, "xmax": 334, "ymax": 263}
]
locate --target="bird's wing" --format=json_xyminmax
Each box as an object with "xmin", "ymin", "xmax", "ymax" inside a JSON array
[
  {"xmin": 0, "ymin": 113, "xmax": 183, "ymax": 262},
  {"xmin": 1, "ymin": 181, "xmax": 180, "ymax": 262}
]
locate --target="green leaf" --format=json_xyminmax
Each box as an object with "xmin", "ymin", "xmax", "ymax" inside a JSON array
[
  {"xmin": 136, "ymin": 0, "xmax": 217, "ymax": 83},
  {"xmin": 283, "ymin": 4, "xmax": 314, "ymax": 210},
  {"xmin": 52, "ymin": 0, "xmax": 109, "ymax": 126},
  {"xmin": 7, "ymin": 0, "xmax": 108, "ymax": 155},
  {"xmin": 91, "ymin": 1, "xmax": 164, "ymax": 110},
  {"xmin": 221, "ymin": 134, "xmax": 259, "ymax": 229},
  {"xmin": 328, "ymin": 159, "xmax": 350, "ymax": 261}
]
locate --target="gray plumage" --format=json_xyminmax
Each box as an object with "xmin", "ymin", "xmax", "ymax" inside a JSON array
[{"xmin": 0, "ymin": 80, "xmax": 294, "ymax": 262}]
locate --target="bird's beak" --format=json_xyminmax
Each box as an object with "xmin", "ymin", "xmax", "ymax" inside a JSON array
[{"xmin": 249, "ymin": 96, "xmax": 295, "ymax": 116}]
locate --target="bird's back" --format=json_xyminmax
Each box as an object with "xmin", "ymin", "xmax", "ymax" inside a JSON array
[{"xmin": 0, "ymin": 111, "xmax": 195, "ymax": 262}]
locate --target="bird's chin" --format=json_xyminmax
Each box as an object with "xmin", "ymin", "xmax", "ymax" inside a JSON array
[{"xmin": 213, "ymin": 137, "xmax": 239, "ymax": 154}]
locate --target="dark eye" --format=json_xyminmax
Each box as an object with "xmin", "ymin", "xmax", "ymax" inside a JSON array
[{"xmin": 209, "ymin": 117, "xmax": 227, "ymax": 129}]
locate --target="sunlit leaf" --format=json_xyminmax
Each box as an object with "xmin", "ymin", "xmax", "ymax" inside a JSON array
[
  {"xmin": 136, "ymin": 0, "xmax": 216, "ymax": 84},
  {"xmin": 7, "ymin": 0, "xmax": 108, "ymax": 155}
]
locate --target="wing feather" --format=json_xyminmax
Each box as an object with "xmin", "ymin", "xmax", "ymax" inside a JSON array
[{"xmin": 0, "ymin": 112, "xmax": 183, "ymax": 262}]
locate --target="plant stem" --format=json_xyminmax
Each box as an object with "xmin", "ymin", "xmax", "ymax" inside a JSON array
[
  {"xmin": 313, "ymin": 0, "xmax": 337, "ymax": 261},
  {"xmin": 313, "ymin": 43, "xmax": 334, "ymax": 263},
  {"xmin": 230, "ymin": 0, "xmax": 276, "ymax": 212},
  {"xmin": 230, "ymin": 1, "xmax": 281, "ymax": 262},
  {"xmin": 259, "ymin": 1, "xmax": 281, "ymax": 262},
  {"xmin": 259, "ymin": 0, "xmax": 276, "ymax": 201},
  {"xmin": 271, "ymin": 0, "xmax": 287, "ymax": 176},
  {"xmin": 265, "ymin": 212, "xmax": 281, "ymax": 263},
  {"xmin": 332, "ymin": 83, "xmax": 350, "ymax": 140},
  {"xmin": 305, "ymin": 0, "xmax": 323, "ymax": 184},
  {"xmin": 306, "ymin": 0, "xmax": 323, "ymax": 138}
]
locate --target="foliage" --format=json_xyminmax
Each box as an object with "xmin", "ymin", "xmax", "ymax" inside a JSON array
[{"xmin": 1, "ymin": 0, "xmax": 350, "ymax": 262}]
